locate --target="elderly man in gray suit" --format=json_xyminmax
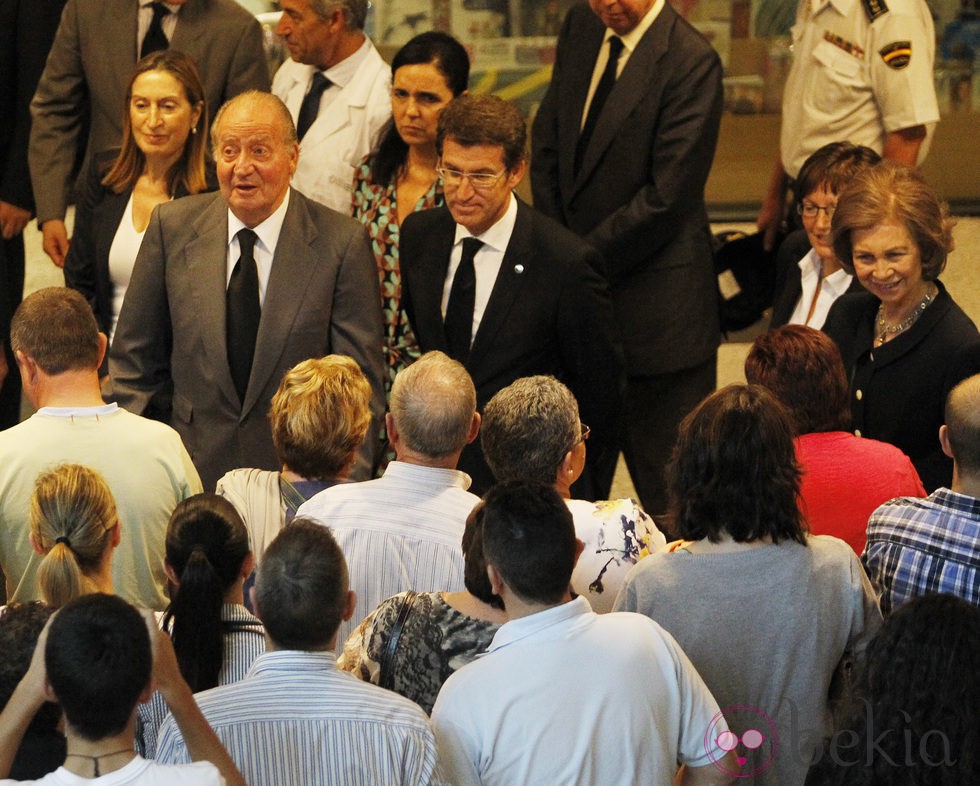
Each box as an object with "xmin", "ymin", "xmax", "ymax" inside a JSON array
[
  {"xmin": 110, "ymin": 91, "xmax": 385, "ymax": 491},
  {"xmin": 29, "ymin": 0, "xmax": 270, "ymax": 267}
]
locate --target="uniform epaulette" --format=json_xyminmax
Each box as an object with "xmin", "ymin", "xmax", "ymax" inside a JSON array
[{"xmin": 862, "ymin": 0, "xmax": 888, "ymax": 22}]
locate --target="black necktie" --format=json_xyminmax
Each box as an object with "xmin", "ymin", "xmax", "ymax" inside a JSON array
[
  {"xmin": 140, "ymin": 3, "xmax": 171, "ymax": 59},
  {"xmin": 297, "ymin": 72, "xmax": 331, "ymax": 141},
  {"xmin": 574, "ymin": 36, "xmax": 624, "ymax": 175},
  {"xmin": 444, "ymin": 238, "xmax": 483, "ymax": 363},
  {"xmin": 227, "ymin": 229, "xmax": 260, "ymax": 403}
]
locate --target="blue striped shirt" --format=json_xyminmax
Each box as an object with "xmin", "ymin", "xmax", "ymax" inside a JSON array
[
  {"xmin": 155, "ymin": 650, "xmax": 438, "ymax": 785},
  {"xmin": 863, "ymin": 488, "xmax": 980, "ymax": 613}
]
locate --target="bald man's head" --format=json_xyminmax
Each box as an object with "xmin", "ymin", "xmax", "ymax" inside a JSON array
[{"xmin": 944, "ymin": 374, "xmax": 980, "ymax": 474}]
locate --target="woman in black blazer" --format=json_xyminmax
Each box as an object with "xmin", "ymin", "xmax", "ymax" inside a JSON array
[
  {"xmin": 65, "ymin": 50, "xmax": 210, "ymax": 340},
  {"xmin": 823, "ymin": 163, "xmax": 980, "ymax": 491}
]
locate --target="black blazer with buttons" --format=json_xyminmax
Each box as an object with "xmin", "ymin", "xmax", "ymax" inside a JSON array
[{"xmin": 823, "ymin": 281, "xmax": 980, "ymax": 491}]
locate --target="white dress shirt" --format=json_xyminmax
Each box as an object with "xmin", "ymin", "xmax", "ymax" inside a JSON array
[
  {"xmin": 440, "ymin": 194, "xmax": 518, "ymax": 345},
  {"xmin": 788, "ymin": 248, "xmax": 854, "ymax": 329},
  {"xmin": 225, "ymin": 190, "xmax": 291, "ymax": 306}
]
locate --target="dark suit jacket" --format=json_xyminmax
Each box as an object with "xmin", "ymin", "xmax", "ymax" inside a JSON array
[
  {"xmin": 823, "ymin": 281, "xmax": 980, "ymax": 491},
  {"xmin": 29, "ymin": 0, "xmax": 270, "ymax": 225},
  {"xmin": 401, "ymin": 200, "xmax": 623, "ymax": 493},
  {"xmin": 531, "ymin": 2, "xmax": 723, "ymax": 375},
  {"xmin": 63, "ymin": 149, "xmax": 215, "ymax": 335},
  {"xmin": 109, "ymin": 189, "xmax": 386, "ymax": 492}
]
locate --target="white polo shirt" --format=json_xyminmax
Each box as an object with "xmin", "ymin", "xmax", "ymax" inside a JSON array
[{"xmin": 431, "ymin": 596, "xmax": 727, "ymax": 786}]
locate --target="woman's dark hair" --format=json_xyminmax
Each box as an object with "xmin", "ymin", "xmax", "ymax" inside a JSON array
[
  {"xmin": 815, "ymin": 594, "xmax": 980, "ymax": 784},
  {"xmin": 667, "ymin": 384, "xmax": 805, "ymax": 544},
  {"xmin": 163, "ymin": 494, "xmax": 250, "ymax": 693},
  {"xmin": 103, "ymin": 49, "xmax": 208, "ymax": 196},
  {"xmin": 794, "ymin": 142, "xmax": 881, "ymax": 206},
  {"xmin": 369, "ymin": 31, "xmax": 469, "ymax": 185},
  {"xmin": 461, "ymin": 503, "xmax": 504, "ymax": 610},
  {"xmin": 745, "ymin": 325, "xmax": 851, "ymax": 435}
]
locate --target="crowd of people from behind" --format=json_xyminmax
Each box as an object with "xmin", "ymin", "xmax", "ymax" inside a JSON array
[{"xmin": 0, "ymin": 0, "xmax": 978, "ymax": 783}]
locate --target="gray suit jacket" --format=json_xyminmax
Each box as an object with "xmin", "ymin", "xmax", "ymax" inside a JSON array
[
  {"xmin": 109, "ymin": 189, "xmax": 385, "ymax": 491},
  {"xmin": 531, "ymin": 3, "xmax": 723, "ymax": 375},
  {"xmin": 29, "ymin": 0, "xmax": 269, "ymax": 224}
]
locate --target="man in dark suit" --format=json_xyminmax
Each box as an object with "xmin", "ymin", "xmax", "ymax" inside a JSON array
[
  {"xmin": 109, "ymin": 91, "xmax": 385, "ymax": 491},
  {"xmin": 0, "ymin": 0, "xmax": 67, "ymax": 430},
  {"xmin": 29, "ymin": 0, "xmax": 270, "ymax": 268},
  {"xmin": 401, "ymin": 94, "xmax": 621, "ymax": 497},
  {"xmin": 531, "ymin": 0, "xmax": 723, "ymax": 517}
]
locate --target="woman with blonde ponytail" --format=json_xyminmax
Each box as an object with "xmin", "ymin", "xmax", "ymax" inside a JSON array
[{"xmin": 28, "ymin": 464, "xmax": 120, "ymax": 607}]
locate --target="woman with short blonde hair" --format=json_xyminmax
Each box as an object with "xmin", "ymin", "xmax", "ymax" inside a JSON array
[{"xmin": 217, "ymin": 355, "xmax": 372, "ymax": 568}]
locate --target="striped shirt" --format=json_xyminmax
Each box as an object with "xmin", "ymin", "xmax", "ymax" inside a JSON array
[
  {"xmin": 863, "ymin": 488, "xmax": 980, "ymax": 614},
  {"xmin": 138, "ymin": 604, "xmax": 266, "ymax": 758},
  {"xmin": 155, "ymin": 650, "xmax": 437, "ymax": 785},
  {"xmin": 296, "ymin": 461, "xmax": 478, "ymax": 648}
]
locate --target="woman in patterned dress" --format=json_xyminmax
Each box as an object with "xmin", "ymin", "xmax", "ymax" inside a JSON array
[{"xmin": 351, "ymin": 32, "xmax": 470, "ymax": 395}]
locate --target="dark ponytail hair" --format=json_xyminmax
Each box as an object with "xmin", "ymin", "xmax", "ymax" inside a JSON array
[{"xmin": 162, "ymin": 494, "xmax": 250, "ymax": 692}]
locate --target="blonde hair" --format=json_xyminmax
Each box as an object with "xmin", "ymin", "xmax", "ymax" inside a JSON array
[
  {"xmin": 269, "ymin": 356, "xmax": 372, "ymax": 480},
  {"xmin": 30, "ymin": 465, "xmax": 119, "ymax": 608}
]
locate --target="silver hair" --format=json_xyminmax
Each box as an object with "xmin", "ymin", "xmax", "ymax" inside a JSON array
[
  {"xmin": 391, "ymin": 352, "xmax": 476, "ymax": 458},
  {"xmin": 210, "ymin": 91, "xmax": 298, "ymax": 158},
  {"xmin": 310, "ymin": 0, "xmax": 368, "ymax": 30},
  {"xmin": 481, "ymin": 376, "xmax": 580, "ymax": 484}
]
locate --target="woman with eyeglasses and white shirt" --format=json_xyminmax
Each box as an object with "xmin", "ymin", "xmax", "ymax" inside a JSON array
[{"xmin": 769, "ymin": 142, "xmax": 880, "ymax": 330}]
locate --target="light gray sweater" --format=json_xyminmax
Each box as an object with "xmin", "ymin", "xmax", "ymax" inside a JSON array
[{"xmin": 614, "ymin": 535, "xmax": 882, "ymax": 785}]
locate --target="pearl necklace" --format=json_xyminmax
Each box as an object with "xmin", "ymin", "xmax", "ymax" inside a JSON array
[{"xmin": 874, "ymin": 284, "xmax": 936, "ymax": 347}]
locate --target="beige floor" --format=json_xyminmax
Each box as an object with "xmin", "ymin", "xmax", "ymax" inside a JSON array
[{"xmin": 20, "ymin": 213, "xmax": 980, "ymax": 499}]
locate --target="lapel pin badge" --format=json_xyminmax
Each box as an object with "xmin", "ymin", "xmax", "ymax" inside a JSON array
[{"xmin": 514, "ymin": 264, "xmax": 525, "ymax": 274}]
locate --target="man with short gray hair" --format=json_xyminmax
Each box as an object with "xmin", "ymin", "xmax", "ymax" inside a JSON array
[
  {"xmin": 298, "ymin": 351, "xmax": 481, "ymax": 647},
  {"xmin": 272, "ymin": 0, "xmax": 390, "ymax": 213}
]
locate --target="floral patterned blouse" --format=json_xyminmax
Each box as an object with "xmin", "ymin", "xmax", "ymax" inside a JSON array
[
  {"xmin": 339, "ymin": 591, "xmax": 500, "ymax": 715},
  {"xmin": 351, "ymin": 158, "xmax": 444, "ymax": 393}
]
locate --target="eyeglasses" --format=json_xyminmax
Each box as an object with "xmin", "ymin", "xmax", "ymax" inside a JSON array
[
  {"xmin": 576, "ymin": 423, "xmax": 590, "ymax": 445},
  {"xmin": 436, "ymin": 166, "xmax": 508, "ymax": 189},
  {"xmin": 797, "ymin": 201, "xmax": 836, "ymax": 219}
]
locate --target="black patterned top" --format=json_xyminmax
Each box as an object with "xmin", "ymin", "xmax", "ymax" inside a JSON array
[{"xmin": 339, "ymin": 591, "xmax": 500, "ymax": 715}]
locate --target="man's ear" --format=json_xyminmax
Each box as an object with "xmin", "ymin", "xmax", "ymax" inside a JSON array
[
  {"xmin": 240, "ymin": 552, "xmax": 255, "ymax": 581},
  {"xmin": 15, "ymin": 350, "xmax": 37, "ymax": 384},
  {"xmin": 573, "ymin": 537, "xmax": 586, "ymax": 567},
  {"xmin": 487, "ymin": 563, "xmax": 505, "ymax": 597},
  {"xmin": 342, "ymin": 589, "xmax": 357, "ymax": 622},
  {"xmin": 939, "ymin": 424, "xmax": 954, "ymax": 460},
  {"xmin": 385, "ymin": 412, "xmax": 398, "ymax": 446},
  {"xmin": 466, "ymin": 411, "xmax": 481, "ymax": 445},
  {"xmin": 96, "ymin": 332, "xmax": 108, "ymax": 367}
]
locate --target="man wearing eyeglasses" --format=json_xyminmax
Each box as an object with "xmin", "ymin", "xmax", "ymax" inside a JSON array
[{"xmin": 401, "ymin": 94, "xmax": 622, "ymax": 498}]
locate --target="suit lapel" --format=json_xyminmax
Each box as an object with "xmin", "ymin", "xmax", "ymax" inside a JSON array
[
  {"xmin": 244, "ymin": 193, "xmax": 315, "ymax": 416},
  {"xmin": 171, "ymin": 0, "xmax": 206, "ymax": 49},
  {"xmin": 412, "ymin": 209, "xmax": 456, "ymax": 353},
  {"xmin": 104, "ymin": 1, "xmax": 139, "ymax": 99},
  {"xmin": 186, "ymin": 197, "xmax": 240, "ymax": 410},
  {"xmin": 467, "ymin": 201, "xmax": 531, "ymax": 371},
  {"xmin": 573, "ymin": 8, "xmax": 674, "ymax": 193},
  {"xmin": 558, "ymin": 19, "xmax": 605, "ymax": 200}
]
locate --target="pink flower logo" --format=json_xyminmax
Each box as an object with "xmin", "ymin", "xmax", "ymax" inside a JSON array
[{"xmin": 704, "ymin": 705, "xmax": 780, "ymax": 778}]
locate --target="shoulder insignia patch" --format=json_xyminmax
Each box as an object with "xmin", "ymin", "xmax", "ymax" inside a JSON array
[
  {"xmin": 879, "ymin": 41, "xmax": 912, "ymax": 69},
  {"xmin": 861, "ymin": 0, "xmax": 888, "ymax": 22}
]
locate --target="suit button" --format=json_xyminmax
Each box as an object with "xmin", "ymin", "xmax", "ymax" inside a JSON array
[
  {"xmin": 855, "ymin": 429, "xmax": 862, "ymax": 437},
  {"xmin": 855, "ymin": 389, "xmax": 863, "ymax": 400}
]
